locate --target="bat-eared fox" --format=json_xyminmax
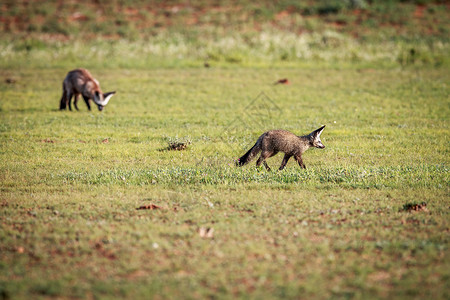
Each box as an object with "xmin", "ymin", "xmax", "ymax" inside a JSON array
[
  {"xmin": 237, "ymin": 125, "xmax": 326, "ymax": 171},
  {"xmin": 59, "ymin": 68, "xmax": 115, "ymax": 111}
]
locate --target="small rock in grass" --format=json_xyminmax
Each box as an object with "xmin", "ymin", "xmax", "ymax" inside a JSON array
[
  {"xmin": 274, "ymin": 78, "xmax": 289, "ymax": 85},
  {"xmin": 401, "ymin": 202, "xmax": 427, "ymax": 212},
  {"xmin": 167, "ymin": 141, "xmax": 189, "ymax": 151},
  {"xmin": 136, "ymin": 204, "xmax": 162, "ymax": 210}
]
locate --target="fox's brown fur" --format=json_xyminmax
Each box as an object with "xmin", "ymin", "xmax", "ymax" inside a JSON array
[
  {"xmin": 59, "ymin": 68, "xmax": 115, "ymax": 111},
  {"xmin": 237, "ymin": 126, "xmax": 326, "ymax": 171}
]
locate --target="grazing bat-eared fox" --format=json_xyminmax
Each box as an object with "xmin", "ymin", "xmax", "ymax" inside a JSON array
[
  {"xmin": 59, "ymin": 68, "xmax": 115, "ymax": 111},
  {"xmin": 237, "ymin": 125, "xmax": 326, "ymax": 171}
]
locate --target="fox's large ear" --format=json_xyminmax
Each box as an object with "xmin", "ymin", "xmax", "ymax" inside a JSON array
[
  {"xmin": 96, "ymin": 91, "xmax": 115, "ymax": 106},
  {"xmin": 104, "ymin": 91, "xmax": 115, "ymax": 102},
  {"xmin": 313, "ymin": 125, "xmax": 326, "ymax": 137}
]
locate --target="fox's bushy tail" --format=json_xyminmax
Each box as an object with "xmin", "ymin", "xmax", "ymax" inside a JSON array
[
  {"xmin": 236, "ymin": 141, "xmax": 261, "ymax": 166},
  {"xmin": 59, "ymin": 96, "xmax": 66, "ymax": 110},
  {"xmin": 59, "ymin": 88, "xmax": 67, "ymax": 110}
]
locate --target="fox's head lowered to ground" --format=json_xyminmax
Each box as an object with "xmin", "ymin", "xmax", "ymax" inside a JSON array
[{"xmin": 59, "ymin": 68, "xmax": 116, "ymax": 112}]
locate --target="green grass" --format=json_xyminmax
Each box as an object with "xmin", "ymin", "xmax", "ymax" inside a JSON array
[
  {"xmin": 0, "ymin": 32, "xmax": 448, "ymax": 69},
  {"xmin": 0, "ymin": 1, "xmax": 449, "ymax": 298},
  {"xmin": 0, "ymin": 66, "xmax": 449, "ymax": 299}
]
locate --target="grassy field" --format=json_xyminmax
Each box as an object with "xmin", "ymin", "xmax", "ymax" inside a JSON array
[
  {"xmin": 1, "ymin": 67, "xmax": 448, "ymax": 299},
  {"xmin": 1, "ymin": 1, "xmax": 450, "ymax": 299}
]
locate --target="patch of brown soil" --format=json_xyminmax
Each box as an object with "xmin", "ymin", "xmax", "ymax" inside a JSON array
[{"xmin": 413, "ymin": 5, "xmax": 426, "ymax": 18}]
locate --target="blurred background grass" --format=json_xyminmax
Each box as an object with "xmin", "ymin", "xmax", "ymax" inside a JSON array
[{"xmin": 0, "ymin": 0, "xmax": 449, "ymax": 68}]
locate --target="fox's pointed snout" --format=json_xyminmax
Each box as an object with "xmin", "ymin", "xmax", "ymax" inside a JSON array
[{"xmin": 315, "ymin": 139, "xmax": 325, "ymax": 149}]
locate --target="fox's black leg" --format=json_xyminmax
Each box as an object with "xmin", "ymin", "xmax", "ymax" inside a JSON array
[
  {"xmin": 263, "ymin": 161, "xmax": 271, "ymax": 171},
  {"xmin": 82, "ymin": 95, "xmax": 91, "ymax": 111},
  {"xmin": 60, "ymin": 91, "xmax": 67, "ymax": 110},
  {"xmin": 256, "ymin": 156, "xmax": 264, "ymax": 168},
  {"xmin": 279, "ymin": 154, "xmax": 292, "ymax": 170},
  {"xmin": 295, "ymin": 155, "xmax": 306, "ymax": 169},
  {"xmin": 74, "ymin": 94, "xmax": 79, "ymax": 111},
  {"xmin": 257, "ymin": 151, "xmax": 272, "ymax": 171}
]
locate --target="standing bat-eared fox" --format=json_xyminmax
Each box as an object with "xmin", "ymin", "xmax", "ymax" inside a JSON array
[
  {"xmin": 59, "ymin": 68, "xmax": 115, "ymax": 111},
  {"xmin": 237, "ymin": 125, "xmax": 326, "ymax": 171}
]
